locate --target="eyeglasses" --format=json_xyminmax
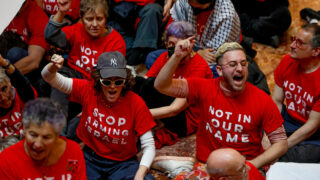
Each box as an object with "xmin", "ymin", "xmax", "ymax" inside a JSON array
[
  {"xmin": 218, "ymin": 60, "xmax": 248, "ymax": 69},
  {"xmin": 291, "ymin": 36, "xmax": 308, "ymax": 48},
  {"xmin": 100, "ymin": 79, "xmax": 126, "ymax": 87}
]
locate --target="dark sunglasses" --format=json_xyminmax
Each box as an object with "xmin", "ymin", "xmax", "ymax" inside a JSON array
[{"xmin": 100, "ymin": 79, "xmax": 126, "ymax": 87}]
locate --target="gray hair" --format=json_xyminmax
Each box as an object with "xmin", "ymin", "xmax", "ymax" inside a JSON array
[
  {"xmin": 0, "ymin": 67, "xmax": 9, "ymax": 83},
  {"xmin": 22, "ymin": 98, "xmax": 66, "ymax": 134},
  {"xmin": 215, "ymin": 42, "xmax": 245, "ymax": 64}
]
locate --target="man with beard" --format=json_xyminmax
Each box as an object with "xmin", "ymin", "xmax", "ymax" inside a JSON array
[
  {"xmin": 273, "ymin": 24, "xmax": 320, "ymax": 163},
  {"xmin": 154, "ymin": 41, "xmax": 287, "ymax": 170}
]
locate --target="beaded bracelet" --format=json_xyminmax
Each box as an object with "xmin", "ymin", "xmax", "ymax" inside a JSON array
[{"xmin": 3, "ymin": 59, "xmax": 11, "ymax": 69}]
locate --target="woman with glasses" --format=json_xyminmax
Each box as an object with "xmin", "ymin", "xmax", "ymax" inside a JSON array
[
  {"xmin": 42, "ymin": 51, "xmax": 156, "ymax": 180},
  {"xmin": 0, "ymin": 55, "xmax": 37, "ymax": 141}
]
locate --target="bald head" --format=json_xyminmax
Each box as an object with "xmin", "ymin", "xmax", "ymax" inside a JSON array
[{"xmin": 207, "ymin": 148, "xmax": 248, "ymax": 180}]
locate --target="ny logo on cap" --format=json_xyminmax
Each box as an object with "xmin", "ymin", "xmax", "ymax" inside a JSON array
[{"xmin": 110, "ymin": 58, "xmax": 118, "ymax": 67}]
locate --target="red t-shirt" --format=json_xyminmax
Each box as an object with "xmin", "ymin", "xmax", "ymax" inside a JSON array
[
  {"xmin": 0, "ymin": 138, "xmax": 86, "ymax": 179},
  {"xmin": 69, "ymin": 79, "xmax": 156, "ymax": 161},
  {"xmin": 146, "ymin": 52, "xmax": 213, "ymax": 134},
  {"xmin": 62, "ymin": 24, "xmax": 126, "ymax": 79},
  {"xmin": 188, "ymin": 78, "xmax": 283, "ymax": 163},
  {"xmin": 274, "ymin": 54, "xmax": 320, "ymax": 124},
  {"xmin": 196, "ymin": 10, "xmax": 212, "ymax": 38},
  {"xmin": 247, "ymin": 161, "xmax": 265, "ymax": 180},
  {"xmin": 5, "ymin": 1, "xmax": 49, "ymax": 50},
  {"xmin": 42, "ymin": 0, "xmax": 80, "ymax": 21},
  {"xmin": 0, "ymin": 88, "xmax": 37, "ymax": 138}
]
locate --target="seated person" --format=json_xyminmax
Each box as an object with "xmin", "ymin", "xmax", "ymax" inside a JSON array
[
  {"xmin": 154, "ymin": 41, "xmax": 287, "ymax": 170},
  {"xmin": 1, "ymin": 0, "xmax": 49, "ymax": 96},
  {"xmin": 300, "ymin": 8, "xmax": 320, "ymax": 25},
  {"xmin": 146, "ymin": 0, "xmax": 270, "ymax": 94},
  {"xmin": 42, "ymin": 52, "xmax": 156, "ymax": 179},
  {"xmin": 272, "ymin": 24, "xmax": 320, "ymax": 163},
  {"xmin": 3, "ymin": 0, "xmax": 49, "ymax": 74},
  {"xmin": 206, "ymin": 148, "xmax": 265, "ymax": 180},
  {"xmin": 0, "ymin": 98, "xmax": 87, "ymax": 179},
  {"xmin": 107, "ymin": 0, "xmax": 163, "ymax": 65},
  {"xmin": 231, "ymin": 0, "xmax": 291, "ymax": 48},
  {"xmin": 36, "ymin": 0, "xmax": 81, "ymax": 23},
  {"xmin": 134, "ymin": 21, "xmax": 212, "ymax": 147},
  {"xmin": 44, "ymin": 0, "xmax": 126, "ymax": 121},
  {"xmin": 0, "ymin": 55, "xmax": 37, "ymax": 139}
]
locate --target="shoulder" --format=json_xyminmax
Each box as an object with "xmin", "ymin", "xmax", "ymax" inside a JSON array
[{"xmin": 0, "ymin": 140, "xmax": 24, "ymax": 160}]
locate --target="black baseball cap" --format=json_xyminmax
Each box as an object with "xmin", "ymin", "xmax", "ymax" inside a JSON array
[{"xmin": 96, "ymin": 51, "xmax": 127, "ymax": 79}]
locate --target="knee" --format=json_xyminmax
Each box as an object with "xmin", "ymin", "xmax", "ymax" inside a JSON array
[
  {"xmin": 139, "ymin": 3, "xmax": 163, "ymax": 18},
  {"xmin": 6, "ymin": 47, "xmax": 28, "ymax": 64}
]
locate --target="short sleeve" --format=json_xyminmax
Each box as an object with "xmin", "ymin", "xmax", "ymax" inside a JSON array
[
  {"xmin": 274, "ymin": 55, "xmax": 290, "ymax": 88},
  {"xmin": 261, "ymin": 97, "xmax": 284, "ymax": 134},
  {"xmin": 69, "ymin": 78, "xmax": 91, "ymax": 104},
  {"xmin": 187, "ymin": 78, "xmax": 205, "ymax": 106}
]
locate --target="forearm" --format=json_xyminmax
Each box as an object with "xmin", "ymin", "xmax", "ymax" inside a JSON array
[
  {"xmin": 150, "ymin": 98, "xmax": 188, "ymax": 119},
  {"xmin": 41, "ymin": 63, "xmax": 72, "ymax": 94},
  {"xmin": 134, "ymin": 165, "xmax": 148, "ymax": 180},
  {"xmin": 45, "ymin": 16, "xmax": 68, "ymax": 48},
  {"xmin": 287, "ymin": 123, "xmax": 318, "ymax": 148},
  {"xmin": 14, "ymin": 55, "xmax": 41, "ymax": 75},
  {"xmin": 154, "ymin": 54, "xmax": 182, "ymax": 93},
  {"xmin": 139, "ymin": 131, "xmax": 155, "ymax": 168},
  {"xmin": 8, "ymin": 68, "xmax": 35, "ymax": 102},
  {"xmin": 250, "ymin": 140, "xmax": 287, "ymax": 168}
]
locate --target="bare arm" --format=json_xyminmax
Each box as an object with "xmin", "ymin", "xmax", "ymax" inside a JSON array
[
  {"xmin": 154, "ymin": 36, "xmax": 195, "ymax": 98},
  {"xmin": 53, "ymin": 0, "xmax": 72, "ymax": 23},
  {"xmin": 14, "ymin": 45, "xmax": 45, "ymax": 75},
  {"xmin": 272, "ymin": 84, "xmax": 285, "ymax": 113},
  {"xmin": 150, "ymin": 98, "xmax": 189, "ymax": 119},
  {"xmin": 287, "ymin": 111, "xmax": 320, "ymax": 148},
  {"xmin": 249, "ymin": 126, "xmax": 288, "ymax": 168}
]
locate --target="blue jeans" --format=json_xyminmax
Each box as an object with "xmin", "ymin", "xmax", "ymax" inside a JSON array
[
  {"xmin": 83, "ymin": 146, "xmax": 155, "ymax": 180},
  {"xmin": 6, "ymin": 47, "xmax": 28, "ymax": 64},
  {"xmin": 279, "ymin": 105, "xmax": 320, "ymax": 163}
]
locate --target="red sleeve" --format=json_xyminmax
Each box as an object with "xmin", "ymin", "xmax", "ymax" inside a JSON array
[
  {"xmin": 187, "ymin": 78, "xmax": 206, "ymax": 106},
  {"xmin": 246, "ymin": 161, "xmax": 265, "ymax": 180},
  {"xmin": 69, "ymin": 78, "xmax": 91, "ymax": 104},
  {"xmin": 146, "ymin": 52, "xmax": 168, "ymax": 77},
  {"xmin": 27, "ymin": 2, "xmax": 49, "ymax": 50},
  {"xmin": 274, "ymin": 54, "xmax": 290, "ymax": 88},
  {"xmin": 113, "ymin": 0, "xmax": 155, "ymax": 6},
  {"xmin": 261, "ymin": 93, "xmax": 284, "ymax": 134},
  {"xmin": 133, "ymin": 93, "xmax": 156, "ymax": 136},
  {"xmin": 188, "ymin": 54, "xmax": 213, "ymax": 79}
]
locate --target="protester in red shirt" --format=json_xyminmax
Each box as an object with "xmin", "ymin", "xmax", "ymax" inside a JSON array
[
  {"xmin": 0, "ymin": 98, "xmax": 87, "ymax": 179},
  {"xmin": 4, "ymin": 0, "xmax": 49, "ymax": 75},
  {"xmin": 154, "ymin": 41, "xmax": 287, "ymax": 169},
  {"xmin": 134, "ymin": 21, "xmax": 212, "ymax": 148},
  {"xmin": 42, "ymin": 51, "xmax": 156, "ymax": 179},
  {"xmin": 44, "ymin": 0, "xmax": 126, "ymax": 125},
  {"xmin": 273, "ymin": 24, "xmax": 320, "ymax": 163},
  {"xmin": 207, "ymin": 148, "xmax": 265, "ymax": 180},
  {"xmin": 0, "ymin": 55, "xmax": 37, "ymax": 140}
]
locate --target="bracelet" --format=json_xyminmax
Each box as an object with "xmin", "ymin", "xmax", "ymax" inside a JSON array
[{"xmin": 3, "ymin": 59, "xmax": 11, "ymax": 69}]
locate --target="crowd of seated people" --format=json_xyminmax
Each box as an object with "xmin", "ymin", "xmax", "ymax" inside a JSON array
[{"xmin": 0, "ymin": 0, "xmax": 319, "ymax": 179}]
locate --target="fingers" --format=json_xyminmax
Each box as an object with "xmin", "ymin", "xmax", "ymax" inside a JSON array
[{"xmin": 51, "ymin": 54, "xmax": 64, "ymax": 68}]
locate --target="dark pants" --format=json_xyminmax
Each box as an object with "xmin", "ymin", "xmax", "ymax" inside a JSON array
[
  {"xmin": 108, "ymin": 3, "xmax": 163, "ymax": 65},
  {"xmin": 279, "ymin": 105, "xmax": 320, "ymax": 163},
  {"xmin": 133, "ymin": 77, "xmax": 187, "ymax": 137},
  {"xmin": 239, "ymin": 6, "xmax": 291, "ymax": 43},
  {"xmin": 83, "ymin": 146, "xmax": 155, "ymax": 180}
]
